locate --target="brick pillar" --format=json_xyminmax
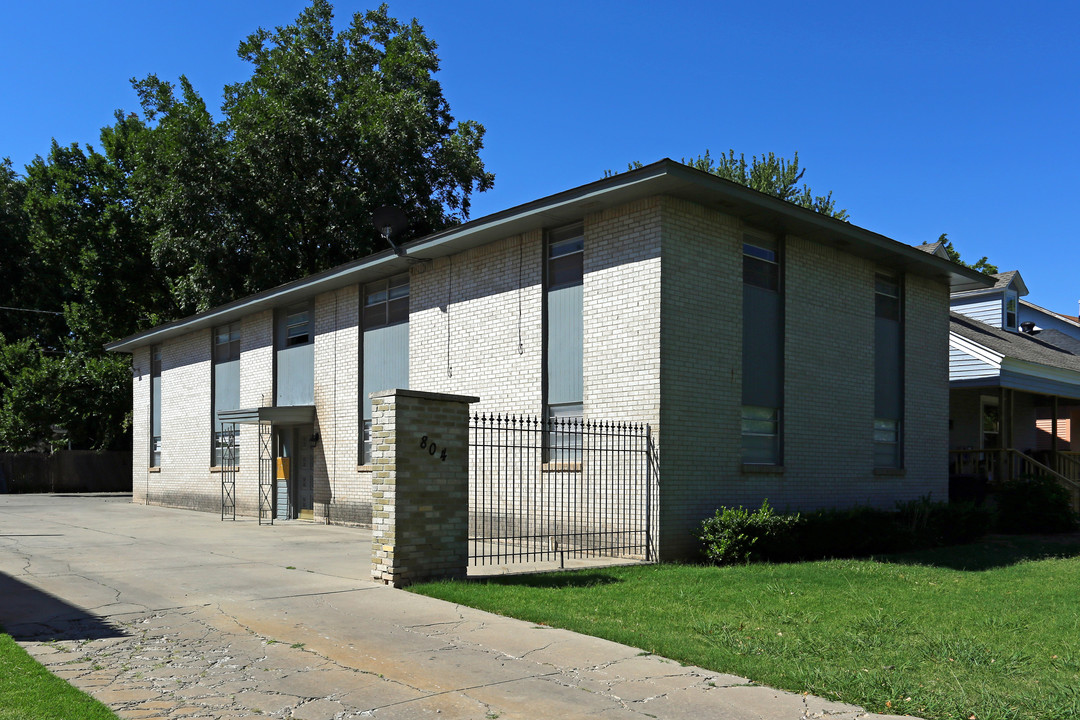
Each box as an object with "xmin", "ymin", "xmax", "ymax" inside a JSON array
[{"xmin": 370, "ymin": 389, "xmax": 479, "ymax": 587}]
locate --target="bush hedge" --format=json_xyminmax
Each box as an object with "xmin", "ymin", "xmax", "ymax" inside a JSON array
[
  {"xmin": 697, "ymin": 473, "xmax": 1080, "ymax": 565},
  {"xmin": 697, "ymin": 497, "xmax": 993, "ymax": 565},
  {"xmin": 992, "ymin": 475, "xmax": 1078, "ymax": 534}
]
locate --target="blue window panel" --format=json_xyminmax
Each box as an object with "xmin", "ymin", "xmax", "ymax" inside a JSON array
[{"xmin": 547, "ymin": 284, "xmax": 583, "ymax": 406}]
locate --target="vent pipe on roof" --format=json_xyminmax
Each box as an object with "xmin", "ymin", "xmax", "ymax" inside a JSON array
[{"xmin": 1020, "ymin": 321, "xmax": 1038, "ymax": 335}]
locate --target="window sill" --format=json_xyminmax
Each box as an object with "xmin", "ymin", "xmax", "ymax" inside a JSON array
[
  {"xmin": 148, "ymin": 466, "xmax": 161, "ymax": 473},
  {"xmin": 210, "ymin": 466, "xmax": 239, "ymax": 473},
  {"xmin": 542, "ymin": 462, "xmax": 582, "ymax": 473},
  {"xmin": 357, "ymin": 465, "xmax": 373, "ymax": 472},
  {"xmin": 873, "ymin": 467, "xmax": 906, "ymax": 476},
  {"xmin": 741, "ymin": 464, "xmax": 784, "ymax": 474}
]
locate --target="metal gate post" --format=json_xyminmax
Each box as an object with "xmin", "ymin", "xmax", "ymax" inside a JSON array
[{"xmin": 645, "ymin": 424, "xmax": 653, "ymax": 563}]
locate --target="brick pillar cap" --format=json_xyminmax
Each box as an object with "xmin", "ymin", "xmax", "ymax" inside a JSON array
[{"xmin": 368, "ymin": 388, "xmax": 480, "ymax": 404}]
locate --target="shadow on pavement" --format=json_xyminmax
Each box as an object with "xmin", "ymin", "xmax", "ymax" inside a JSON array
[{"xmin": 0, "ymin": 573, "xmax": 128, "ymax": 642}]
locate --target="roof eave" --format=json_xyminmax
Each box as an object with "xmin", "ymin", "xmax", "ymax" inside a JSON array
[{"xmin": 107, "ymin": 159, "xmax": 990, "ymax": 352}]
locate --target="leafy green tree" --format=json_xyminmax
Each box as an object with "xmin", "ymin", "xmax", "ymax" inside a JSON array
[
  {"xmin": 22, "ymin": 114, "xmax": 172, "ymax": 349},
  {"xmin": 130, "ymin": 77, "xmax": 241, "ymax": 314},
  {"xmin": 0, "ymin": 337, "xmax": 130, "ymax": 452},
  {"xmin": 682, "ymin": 150, "xmax": 848, "ymax": 220},
  {"xmin": 0, "ymin": 114, "xmax": 172, "ymax": 453},
  {"xmin": 938, "ymin": 233, "xmax": 998, "ymax": 275},
  {"xmin": 133, "ymin": 0, "xmax": 494, "ymax": 313},
  {"xmin": 608, "ymin": 150, "xmax": 847, "ymax": 220},
  {"xmin": 0, "ymin": 158, "xmax": 67, "ymax": 345}
]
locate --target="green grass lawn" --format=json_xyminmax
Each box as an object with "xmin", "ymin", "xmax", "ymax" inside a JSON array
[
  {"xmin": 411, "ymin": 537, "xmax": 1080, "ymax": 720},
  {"xmin": 0, "ymin": 632, "xmax": 119, "ymax": 720}
]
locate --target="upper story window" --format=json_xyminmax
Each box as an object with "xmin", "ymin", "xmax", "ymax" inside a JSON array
[
  {"xmin": 875, "ymin": 275, "xmax": 901, "ymax": 321},
  {"xmin": 547, "ymin": 225, "xmax": 584, "ymax": 290},
  {"xmin": 285, "ymin": 310, "xmax": 312, "ymax": 347},
  {"xmin": 363, "ymin": 274, "xmax": 409, "ymax": 328},
  {"xmin": 743, "ymin": 235, "xmax": 779, "ymax": 291},
  {"xmin": 215, "ymin": 323, "xmax": 241, "ymax": 362},
  {"xmin": 1005, "ymin": 293, "xmax": 1018, "ymax": 330},
  {"xmin": 276, "ymin": 302, "xmax": 315, "ymax": 407}
]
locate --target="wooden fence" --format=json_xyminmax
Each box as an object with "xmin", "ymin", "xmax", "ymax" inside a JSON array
[{"xmin": 0, "ymin": 451, "xmax": 131, "ymax": 493}]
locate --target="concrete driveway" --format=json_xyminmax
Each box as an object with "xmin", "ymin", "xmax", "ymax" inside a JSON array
[{"xmin": 0, "ymin": 494, "xmax": 901, "ymax": 719}]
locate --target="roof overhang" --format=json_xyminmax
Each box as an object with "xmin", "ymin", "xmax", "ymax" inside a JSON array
[
  {"xmin": 217, "ymin": 406, "xmax": 316, "ymax": 426},
  {"xmin": 949, "ymin": 332, "xmax": 1080, "ymax": 400},
  {"xmin": 106, "ymin": 159, "xmax": 992, "ymax": 353}
]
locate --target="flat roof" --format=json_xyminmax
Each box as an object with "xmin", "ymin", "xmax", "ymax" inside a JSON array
[{"xmin": 107, "ymin": 159, "xmax": 992, "ymax": 352}]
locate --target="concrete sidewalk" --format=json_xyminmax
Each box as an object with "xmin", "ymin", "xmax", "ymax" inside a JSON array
[{"xmin": 0, "ymin": 494, "xmax": 904, "ymax": 719}]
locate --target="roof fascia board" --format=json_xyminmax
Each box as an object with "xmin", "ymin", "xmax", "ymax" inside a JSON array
[
  {"xmin": 105, "ymin": 248, "xmax": 406, "ymax": 352},
  {"xmin": 403, "ymin": 163, "xmax": 674, "ymax": 257},
  {"xmin": 949, "ymin": 332, "xmax": 1003, "ymax": 367},
  {"xmin": 1001, "ymin": 356, "xmax": 1080, "ymax": 388},
  {"xmin": 1020, "ymin": 299, "xmax": 1080, "ymax": 328},
  {"xmin": 657, "ymin": 163, "xmax": 991, "ymax": 291},
  {"xmin": 107, "ymin": 158, "xmax": 991, "ymax": 352},
  {"xmin": 951, "ymin": 287, "xmax": 1004, "ymax": 301},
  {"xmin": 951, "ymin": 377, "xmax": 1003, "ymax": 389}
]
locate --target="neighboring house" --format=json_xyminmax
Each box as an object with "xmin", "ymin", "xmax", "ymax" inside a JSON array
[
  {"xmin": 946, "ymin": 268, "xmax": 1080, "ymax": 508},
  {"xmin": 106, "ymin": 159, "xmax": 988, "ymax": 559}
]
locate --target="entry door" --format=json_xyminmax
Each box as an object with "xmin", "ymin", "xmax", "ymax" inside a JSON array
[
  {"xmin": 981, "ymin": 397, "xmax": 1000, "ymax": 450},
  {"xmin": 275, "ymin": 429, "xmax": 292, "ymax": 520},
  {"xmin": 296, "ymin": 425, "xmax": 315, "ymax": 520}
]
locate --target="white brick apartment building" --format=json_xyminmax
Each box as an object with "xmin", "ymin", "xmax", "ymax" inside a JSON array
[{"xmin": 106, "ymin": 160, "xmax": 991, "ymax": 559}]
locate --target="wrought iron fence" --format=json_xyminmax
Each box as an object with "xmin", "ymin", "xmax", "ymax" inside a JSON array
[{"xmin": 469, "ymin": 413, "xmax": 656, "ymax": 567}]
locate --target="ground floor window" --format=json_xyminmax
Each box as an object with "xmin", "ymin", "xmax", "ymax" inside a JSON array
[
  {"xmin": 742, "ymin": 405, "xmax": 780, "ymax": 465},
  {"xmin": 873, "ymin": 418, "xmax": 901, "ymax": 468},
  {"xmin": 214, "ymin": 427, "xmax": 240, "ymax": 468}
]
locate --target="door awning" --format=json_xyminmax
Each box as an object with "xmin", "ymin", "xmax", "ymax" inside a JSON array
[{"xmin": 217, "ymin": 406, "xmax": 316, "ymax": 426}]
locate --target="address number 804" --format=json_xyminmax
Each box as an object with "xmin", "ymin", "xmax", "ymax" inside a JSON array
[{"xmin": 419, "ymin": 435, "xmax": 447, "ymax": 461}]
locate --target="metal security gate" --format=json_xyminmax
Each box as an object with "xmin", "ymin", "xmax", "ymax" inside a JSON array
[
  {"xmin": 220, "ymin": 421, "xmax": 238, "ymax": 521},
  {"xmin": 469, "ymin": 413, "xmax": 657, "ymax": 567},
  {"xmin": 258, "ymin": 421, "xmax": 275, "ymax": 525}
]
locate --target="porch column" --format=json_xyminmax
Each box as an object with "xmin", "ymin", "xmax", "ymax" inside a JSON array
[
  {"xmin": 999, "ymin": 386, "xmax": 1008, "ymax": 481},
  {"xmin": 1052, "ymin": 395, "xmax": 1059, "ymax": 460},
  {"xmin": 370, "ymin": 389, "xmax": 479, "ymax": 588}
]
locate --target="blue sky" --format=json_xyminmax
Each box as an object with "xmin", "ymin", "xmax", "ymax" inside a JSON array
[{"xmin": 3, "ymin": 1, "xmax": 1078, "ymax": 313}]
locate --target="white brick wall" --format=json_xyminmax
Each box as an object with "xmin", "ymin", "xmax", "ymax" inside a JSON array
[
  {"xmin": 410, "ymin": 231, "xmax": 544, "ymax": 416},
  {"xmin": 584, "ymin": 199, "xmax": 662, "ymax": 427},
  {"xmin": 657, "ymin": 197, "xmax": 743, "ymax": 556},
  {"xmin": 130, "ymin": 346, "xmax": 151, "ymax": 504},
  {"xmin": 655, "ymin": 202, "xmax": 949, "ymax": 558},
  {"xmin": 148, "ymin": 328, "xmax": 216, "ymax": 512},
  {"xmin": 312, "ymin": 285, "xmax": 366, "ymax": 525}
]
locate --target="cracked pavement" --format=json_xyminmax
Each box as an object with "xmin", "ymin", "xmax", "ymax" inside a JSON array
[{"xmin": 0, "ymin": 494, "xmax": 913, "ymax": 719}]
